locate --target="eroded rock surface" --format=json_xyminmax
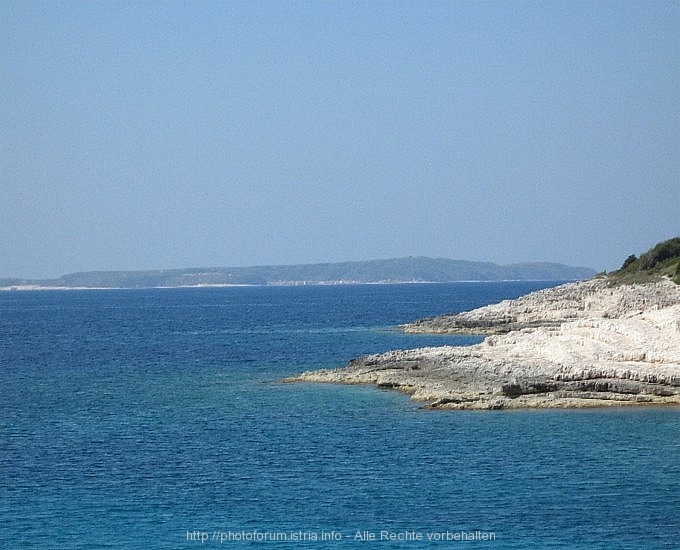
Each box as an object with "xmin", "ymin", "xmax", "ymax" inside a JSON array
[{"xmin": 288, "ymin": 279, "xmax": 680, "ymax": 409}]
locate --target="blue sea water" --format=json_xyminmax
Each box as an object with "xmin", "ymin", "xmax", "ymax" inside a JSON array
[{"xmin": 1, "ymin": 282, "xmax": 679, "ymax": 549}]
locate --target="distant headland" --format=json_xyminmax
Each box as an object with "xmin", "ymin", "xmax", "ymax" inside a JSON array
[{"xmin": 0, "ymin": 257, "xmax": 595, "ymax": 290}]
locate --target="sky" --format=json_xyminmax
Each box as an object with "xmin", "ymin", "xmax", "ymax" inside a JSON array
[{"xmin": 1, "ymin": 1, "xmax": 678, "ymax": 279}]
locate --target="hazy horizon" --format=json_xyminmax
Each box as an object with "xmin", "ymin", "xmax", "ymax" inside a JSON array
[
  {"xmin": 2, "ymin": 255, "xmax": 599, "ymax": 282},
  {"xmin": 2, "ymin": 1, "xmax": 678, "ymax": 279}
]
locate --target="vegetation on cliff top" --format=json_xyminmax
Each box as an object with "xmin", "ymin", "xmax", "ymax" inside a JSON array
[{"xmin": 609, "ymin": 237, "xmax": 680, "ymax": 284}]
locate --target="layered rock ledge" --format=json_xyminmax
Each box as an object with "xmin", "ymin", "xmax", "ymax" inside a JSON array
[{"xmin": 287, "ymin": 278, "xmax": 680, "ymax": 409}]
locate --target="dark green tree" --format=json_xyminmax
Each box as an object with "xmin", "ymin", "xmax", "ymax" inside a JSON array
[{"xmin": 621, "ymin": 254, "xmax": 638, "ymax": 270}]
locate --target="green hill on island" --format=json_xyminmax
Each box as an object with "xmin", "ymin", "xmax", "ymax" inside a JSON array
[
  {"xmin": 0, "ymin": 257, "xmax": 595, "ymax": 289},
  {"xmin": 610, "ymin": 237, "xmax": 680, "ymax": 284}
]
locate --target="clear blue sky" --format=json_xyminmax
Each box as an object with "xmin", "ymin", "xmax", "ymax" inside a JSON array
[{"xmin": 1, "ymin": 1, "xmax": 678, "ymax": 278}]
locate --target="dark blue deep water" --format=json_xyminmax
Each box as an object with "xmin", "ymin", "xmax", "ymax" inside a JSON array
[{"xmin": 1, "ymin": 283, "xmax": 679, "ymax": 549}]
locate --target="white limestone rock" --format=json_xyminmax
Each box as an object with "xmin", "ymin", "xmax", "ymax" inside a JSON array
[{"xmin": 288, "ymin": 278, "xmax": 680, "ymax": 409}]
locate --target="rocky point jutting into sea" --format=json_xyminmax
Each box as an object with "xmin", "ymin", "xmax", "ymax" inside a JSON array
[{"xmin": 290, "ymin": 276, "xmax": 680, "ymax": 409}]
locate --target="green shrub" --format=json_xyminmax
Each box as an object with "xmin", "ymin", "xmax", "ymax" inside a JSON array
[{"xmin": 638, "ymin": 237, "xmax": 680, "ymax": 270}]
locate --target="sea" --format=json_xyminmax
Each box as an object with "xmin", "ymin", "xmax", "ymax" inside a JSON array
[{"xmin": 1, "ymin": 282, "xmax": 679, "ymax": 549}]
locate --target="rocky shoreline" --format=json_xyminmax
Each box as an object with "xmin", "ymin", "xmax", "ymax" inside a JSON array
[{"xmin": 287, "ymin": 278, "xmax": 680, "ymax": 409}]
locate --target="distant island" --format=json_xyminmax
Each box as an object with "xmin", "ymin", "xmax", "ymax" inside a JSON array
[
  {"xmin": 289, "ymin": 237, "xmax": 680, "ymax": 409},
  {"xmin": 0, "ymin": 257, "xmax": 595, "ymax": 290}
]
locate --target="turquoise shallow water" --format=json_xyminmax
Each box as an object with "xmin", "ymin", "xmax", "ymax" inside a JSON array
[{"xmin": 1, "ymin": 283, "xmax": 679, "ymax": 549}]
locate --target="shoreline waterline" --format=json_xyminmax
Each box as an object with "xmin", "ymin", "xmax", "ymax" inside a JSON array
[{"xmin": 290, "ymin": 278, "xmax": 680, "ymax": 410}]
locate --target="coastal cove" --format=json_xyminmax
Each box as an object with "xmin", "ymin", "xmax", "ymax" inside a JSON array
[{"xmin": 2, "ymin": 282, "xmax": 680, "ymax": 548}]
